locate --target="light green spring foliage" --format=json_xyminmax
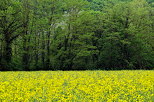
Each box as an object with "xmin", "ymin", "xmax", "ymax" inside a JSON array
[{"xmin": 0, "ymin": 71, "xmax": 154, "ymax": 101}]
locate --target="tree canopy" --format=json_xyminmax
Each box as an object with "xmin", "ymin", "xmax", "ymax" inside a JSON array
[{"xmin": 0, "ymin": 0, "xmax": 154, "ymax": 71}]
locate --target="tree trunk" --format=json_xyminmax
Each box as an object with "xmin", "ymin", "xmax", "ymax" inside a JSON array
[
  {"xmin": 46, "ymin": 30, "xmax": 51, "ymax": 70},
  {"xmin": 22, "ymin": 0, "xmax": 30, "ymax": 71},
  {"xmin": 3, "ymin": 40, "xmax": 12, "ymax": 70},
  {"xmin": 22, "ymin": 38, "xmax": 30, "ymax": 71},
  {"xmin": 41, "ymin": 32, "xmax": 45, "ymax": 69}
]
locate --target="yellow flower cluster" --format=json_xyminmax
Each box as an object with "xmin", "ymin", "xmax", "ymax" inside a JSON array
[{"xmin": 0, "ymin": 70, "xmax": 154, "ymax": 102}]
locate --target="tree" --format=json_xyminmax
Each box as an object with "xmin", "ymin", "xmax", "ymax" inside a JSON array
[
  {"xmin": 0, "ymin": 0, "xmax": 22, "ymax": 70},
  {"xmin": 0, "ymin": 0, "xmax": 153, "ymax": 71},
  {"xmin": 97, "ymin": 0, "xmax": 154, "ymax": 69}
]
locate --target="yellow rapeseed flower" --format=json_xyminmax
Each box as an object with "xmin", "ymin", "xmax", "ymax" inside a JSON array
[{"xmin": 0, "ymin": 70, "xmax": 154, "ymax": 101}]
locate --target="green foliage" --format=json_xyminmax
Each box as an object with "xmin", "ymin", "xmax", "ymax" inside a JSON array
[{"xmin": 0, "ymin": 0, "xmax": 153, "ymax": 71}]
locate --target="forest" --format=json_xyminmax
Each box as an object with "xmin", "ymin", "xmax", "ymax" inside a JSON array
[{"xmin": 0, "ymin": 0, "xmax": 154, "ymax": 71}]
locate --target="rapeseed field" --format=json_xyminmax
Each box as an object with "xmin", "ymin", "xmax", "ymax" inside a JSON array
[{"xmin": 0, "ymin": 71, "xmax": 154, "ymax": 102}]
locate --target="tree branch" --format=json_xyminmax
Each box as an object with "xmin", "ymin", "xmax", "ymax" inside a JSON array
[
  {"xmin": 9, "ymin": 34, "xmax": 21, "ymax": 43},
  {"xmin": 9, "ymin": 23, "xmax": 24, "ymax": 34}
]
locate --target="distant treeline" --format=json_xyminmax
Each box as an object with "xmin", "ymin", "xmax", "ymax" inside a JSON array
[{"xmin": 0, "ymin": 0, "xmax": 154, "ymax": 71}]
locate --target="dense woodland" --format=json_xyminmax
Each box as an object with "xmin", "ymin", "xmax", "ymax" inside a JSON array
[{"xmin": 0, "ymin": 0, "xmax": 154, "ymax": 71}]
